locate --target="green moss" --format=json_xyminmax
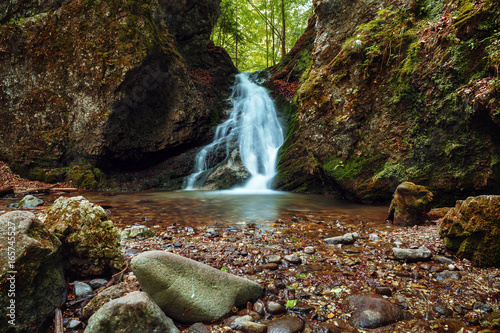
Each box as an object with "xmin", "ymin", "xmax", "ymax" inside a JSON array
[{"xmin": 323, "ymin": 154, "xmax": 376, "ymax": 181}]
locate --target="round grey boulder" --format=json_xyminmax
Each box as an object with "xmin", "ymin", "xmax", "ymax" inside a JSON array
[{"xmin": 131, "ymin": 251, "xmax": 263, "ymax": 323}]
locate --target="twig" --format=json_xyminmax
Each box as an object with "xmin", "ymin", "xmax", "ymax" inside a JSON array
[
  {"xmin": 112, "ymin": 261, "xmax": 129, "ymax": 278},
  {"xmin": 54, "ymin": 308, "xmax": 63, "ymax": 333}
]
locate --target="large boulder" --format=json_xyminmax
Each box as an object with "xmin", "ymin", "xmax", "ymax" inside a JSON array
[
  {"xmin": 39, "ymin": 196, "xmax": 125, "ymax": 277},
  {"xmin": 387, "ymin": 182, "xmax": 433, "ymax": 226},
  {"xmin": 131, "ymin": 251, "xmax": 263, "ymax": 323},
  {"xmin": 84, "ymin": 291, "xmax": 179, "ymax": 333},
  {"xmin": 439, "ymin": 195, "xmax": 500, "ymax": 267},
  {"xmin": 0, "ymin": 0, "xmax": 236, "ymax": 187},
  {"xmin": 0, "ymin": 211, "xmax": 66, "ymax": 332}
]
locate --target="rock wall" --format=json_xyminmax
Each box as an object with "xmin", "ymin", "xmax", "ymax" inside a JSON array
[
  {"xmin": 276, "ymin": 0, "xmax": 500, "ymax": 204},
  {"xmin": 0, "ymin": 0, "xmax": 236, "ymax": 187}
]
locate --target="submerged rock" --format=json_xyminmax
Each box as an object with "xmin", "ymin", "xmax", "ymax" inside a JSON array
[
  {"xmin": 347, "ymin": 294, "xmax": 413, "ymax": 329},
  {"xmin": 267, "ymin": 316, "xmax": 304, "ymax": 333},
  {"xmin": 39, "ymin": 196, "xmax": 125, "ymax": 277},
  {"xmin": 439, "ymin": 195, "xmax": 500, "ymax": 267},
  {"xmin": 388, "ymin": 182, "xmax": 433, "ymax": 226},
  {"xmin": 131, "ymin": 250, "xmax": 263, "ymax": 323},
  {"xmin": 84, "ymin": 291, "xmax": 179, "ymax": 333},
  {"xmin": 0, "ymin": 211, "xmax": 66, "ymax": 332}
]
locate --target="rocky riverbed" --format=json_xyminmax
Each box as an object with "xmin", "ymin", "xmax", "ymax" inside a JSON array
[{"xmin": 59, "ymin": 212, "xmax": 500, "ymax": 332}]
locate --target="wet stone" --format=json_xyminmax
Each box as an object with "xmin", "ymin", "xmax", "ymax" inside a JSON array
[
  {"xmin": 432, "ymin": 304, "xmax": 454, "ymax": 318},
  {"xmin": 474, "ymin": 301, "xmax": 493, "ymax": 312},
  {"xmin": 347, "ymin": 294, "xmax": 413, "ymax": 329},
  {"xmin": 267, "ymin": 301, "xmax": 286, "ymax": 315},
  {"xmin": 261, "ymin": 263, "xmax": 279, "ymax": 270},
  {"xmin": 173, "ymin": 241, "xmax": 183, "ymax": 247},
  {"xmin": 187, "ymin": 322, "xmax": 210, "ymax": 333},
  {"xmin": 67, "ymin": 319, "xmax": 82, "ymax": 329},
  {"xmin": 375, "ymin": 286, "xmax": 392, "ymax": 296},
  {"xmin": 235, "ymin": 321, "xmax": 267, "ymax": 333},
  {"xmin": 434, "ymin": 256, "xmax": 454, "ymax": 264},
  {"xmin": 324, "ymin": 232, "xmax": 359, "ymax": 245},
  {"xmin": 435, "ymin": 270, "xmax": 462, "ymax": 280},
  {"xmin": 267, "ymin": 316, "xmax": 304, "ymax": 333}
]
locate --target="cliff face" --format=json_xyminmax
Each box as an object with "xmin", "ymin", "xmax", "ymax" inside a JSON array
[
  {"xmin": 276, "ymin": 0, "xmax": 500, "ymax": 204},
  {"xmin": 0, "ymin": 0, "xmax": 236, "ymax": 187}
]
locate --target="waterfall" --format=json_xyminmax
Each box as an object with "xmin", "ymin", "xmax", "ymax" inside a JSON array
[{"xmin": 185, "ymin": 72, "xmax": 284, "ymax": 192}]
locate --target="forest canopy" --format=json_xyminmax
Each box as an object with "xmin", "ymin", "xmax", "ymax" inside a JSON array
[{"xmin": 212, "ymin": 0, "xmax": 313, "ymax": 72}]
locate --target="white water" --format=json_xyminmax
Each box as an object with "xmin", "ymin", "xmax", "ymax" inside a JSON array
[{"xmin": 185, "ymin": 72, "xmax": 284, "ymax": 192}]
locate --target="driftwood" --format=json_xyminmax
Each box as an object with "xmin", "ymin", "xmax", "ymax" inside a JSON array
[
  {"xmin": 54, "ymin": 308, "xmax": 63, "ymax": 333},
  {"xmin": 13, "ymin": 186, "xmax": 78, "ymax": 195},
  {"xmin": 0, "ymin": 186, "xmax": 14, "ymax": 197}
]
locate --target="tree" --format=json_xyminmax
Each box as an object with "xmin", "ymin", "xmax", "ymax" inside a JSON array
[{"xmin": 212, "ymin": 0, "xmax": 313, "ymax": 71}]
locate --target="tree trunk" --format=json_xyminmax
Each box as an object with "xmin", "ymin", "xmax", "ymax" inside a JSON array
[{"xmin": 281, "ymin": 0, "xmax": 286, "ymax": 58}]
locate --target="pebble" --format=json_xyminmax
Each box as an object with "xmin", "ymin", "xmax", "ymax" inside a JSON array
[
  {"xmin": 432, "ymin": 304, "xmax": 453, "ymax": 317},
  {"xmin": 235, "ymin": 321, "xmax": 267, "ymax": 333},
  {"xmin": 434, "ymin": 256, "xmax": 454, "ymax": 264},
  {"xmin": 74, "ymin": 281, "xmax": 93, "ymax": 298},
  {"xmin": 261, "ymin": 263, "xmax": 279, "ymax": 270},
  {"xmin": 394, "ymin": 295, "xmax": 408, "ymax": 309},
  {"xmin": 267, "ymin": 255, "xmax": 281, "ymax": 263},
  {"xmin": 188, "ymin": 322, "xmax": 210, "ymax": 333},
  {"xmin": 284, "ymin": 254, "xmax": 301, "ymax": 264},
  {"xmin": 267, "ymin": 301, "xmax": 286, "ymax": 315},
  {"xmin": 173, "ymin": 241, "xmax": 183, "ymax": 247},
  {"xmin": 375, "ymin": 286, "xmax": 392, "ymax": 296},
  {"xmin": 88, "ymin": 278, "xmax": 108, "ymax": 290},
  {"xmin": 304, "ymin": 246, "xmax": 315, "ymax": 254},
  {"xmin": 267, "ymin": 316, "xmax": 304, "ymax": 333},
  {"xmin": 435, "ymin": 270, "xmax": 462, "ymax": 280},
  {"xmin": 392, "ymin": 246, "xmax": 432, "ymax": 261},
  {"xmin": 253, "ymin": 301, "xmax": 265, "ymax": 316},
  {"xmin": 324, "ymin": 232, "xmax": 358, "ymax": 245},
  {"xmin": 473, "ymin": 301, "xmax": 493, "ymax": 312},
  {"xmin": 67, "ymin": 320, "xmax": 82, "ymax": 329}
]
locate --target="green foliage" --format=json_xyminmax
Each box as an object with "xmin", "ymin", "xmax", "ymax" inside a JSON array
[
  {"xmin": 285, "ymin": 299, "xmax": 297, "ymax": 308},
  {"xmin": 212, "ymin": 0, "xmax": 313, "ymax": 71}
]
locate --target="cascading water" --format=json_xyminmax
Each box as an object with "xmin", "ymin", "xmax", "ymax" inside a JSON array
[{"xmin": 184, "ymin": 72, "xmax": 284, "ymax": 192}]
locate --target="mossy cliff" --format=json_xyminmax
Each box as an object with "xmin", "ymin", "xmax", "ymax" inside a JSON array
[
  {"xmin": 0, "ymin": 0, "xmax": 236, "ymax": 189},
  {"xmin": 276, "ymin": 0, "xmax": 500, "ymax": 204}
]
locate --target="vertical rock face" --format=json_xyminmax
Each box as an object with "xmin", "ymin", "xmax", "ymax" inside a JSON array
[
  {"xmin": 440, "ymin": 195, "xmax": 500, "ymax": 267},
  {"xmin": 276, "ymin": 0, "xmax": 500, "ymax": 204},
  {"xmin": 0, "ymin": 0, "xmax": 236, "ymax": 185}
]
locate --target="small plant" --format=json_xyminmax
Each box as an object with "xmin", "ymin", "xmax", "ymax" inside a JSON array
[{"xmin": 285, "ymin": 299, "xmax": 297, "ymax": 308}]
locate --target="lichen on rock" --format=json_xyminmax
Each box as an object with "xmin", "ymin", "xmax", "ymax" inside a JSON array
[{"xmin": 39, "ymin": 196, "xmax": 125, "ymax": 277}]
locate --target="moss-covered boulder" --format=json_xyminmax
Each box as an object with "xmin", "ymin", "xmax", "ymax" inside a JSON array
[
  {"xmin": 275, "ymin": 0, "xmax": 500, "ymax": 204},
  {"xmin": 0, "ymin": 211, "xmax": 66, "ymax": 332},
  {"xmin": 39, "ymin": 196, "xmax": 125, "ymax": 277},
  {"xmin": 388, "ymin": 182, "xmax": 433, "ymax": 226},
  {"xmin": 439, "ymin": 195, "xmax": 500, "ymax": 267}
]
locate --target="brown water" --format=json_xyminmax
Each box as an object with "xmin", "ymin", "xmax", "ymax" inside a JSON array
[{"xmin": 1, "ymin": 190, "xmax": 391, "ymax": 231}]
